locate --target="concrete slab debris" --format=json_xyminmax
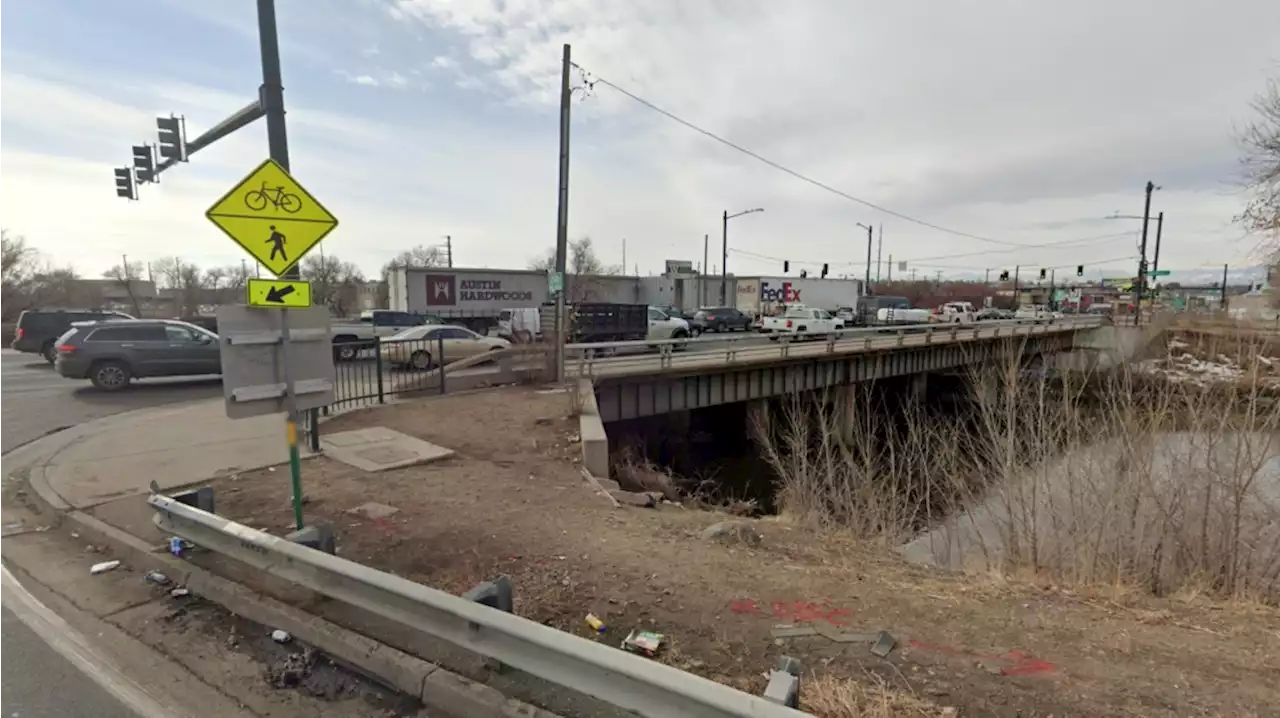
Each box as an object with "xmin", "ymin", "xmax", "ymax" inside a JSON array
[
  {"xmin": 870, "ymin": 630, "xmax": 898, "ymax": 657},
  {"xmin": 700, "ymin": 520, "xmax": 763, "ymax": 546},
  {"xmin": 321, "ymin": 426, "xmax": 454, "ymax": 472},
  {"xmin": 345, "ymin": 502, "xmax": 400, "ymax": 520}
]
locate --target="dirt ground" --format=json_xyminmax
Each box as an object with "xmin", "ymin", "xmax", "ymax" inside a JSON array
[{"xmin": 215, "ymin": 386, "xmax": 1280, "ymax": 718}]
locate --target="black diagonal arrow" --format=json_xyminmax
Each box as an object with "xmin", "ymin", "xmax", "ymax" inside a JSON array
[{"xmin": 265, "ymin": 285, "xmax": 296, "ymax": 303}]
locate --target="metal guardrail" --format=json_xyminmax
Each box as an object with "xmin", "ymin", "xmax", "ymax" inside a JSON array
[
  {"xmin": 565, "ymin": 316, "xmax": 1105, "ymax": 377},
  {"xmin": 150, "ymin": 493, "xmax": 811, "ymax": 718}
]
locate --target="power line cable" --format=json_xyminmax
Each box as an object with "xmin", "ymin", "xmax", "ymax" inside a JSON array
[{"xmin": 571, "ymin": 62, "xmax": 1040, "ymax": 249}]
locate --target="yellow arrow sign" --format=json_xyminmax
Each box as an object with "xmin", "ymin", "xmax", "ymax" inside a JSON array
[
  {"xmin": 246, "ymin": 278, "xmax": 313, "ymax": 308},
  {"xmin": 206, "ymin": 159, "xmax": 338, "ymax": 277}
]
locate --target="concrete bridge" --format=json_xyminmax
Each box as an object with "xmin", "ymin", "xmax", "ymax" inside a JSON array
[{"xmin": 572, "ymin": 317, "xmax": 1131, "ymax": 477}]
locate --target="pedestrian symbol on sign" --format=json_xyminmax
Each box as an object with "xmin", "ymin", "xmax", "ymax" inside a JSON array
[{"xmin": 267, "ymin": 226, "xmax": 287, "ymax": 262}]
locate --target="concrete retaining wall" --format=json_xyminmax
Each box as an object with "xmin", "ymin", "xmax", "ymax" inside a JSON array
[{"xmin": 577, "ymin": 379, "xmax": 609, "ymax": 478}]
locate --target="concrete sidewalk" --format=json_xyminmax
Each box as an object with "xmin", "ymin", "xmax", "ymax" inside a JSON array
[{"xmin": 7, "ymin": 398, "xmax": 300, "ymax": 511}]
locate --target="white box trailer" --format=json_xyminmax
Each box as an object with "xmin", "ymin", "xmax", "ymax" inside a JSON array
[{"xmin": 736, "ymin": 276, "xmax": 864, "ymax": 317}]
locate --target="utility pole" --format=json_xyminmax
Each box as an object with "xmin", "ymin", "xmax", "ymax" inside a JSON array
[
  {"xmin": 1151, "ymin": 211, "xmax": 1165, "ymax": 276},
  {"xmin": 621, "ymin": 238, "xmax": 626, "ymax": 275},
  {"xmin": 910, "ymin": 268, "xmax": 917, "ymax": 282},
  {"xmin": 887, "ymin": 254, "xmax": 893, "ymax": 282},
  {"xmin": 875, "ymin": 224, "xmax": 883, "ymax": 283},
  {"xmin": 985, "ymin": 268, "xmax": 990, "ymax": 285},
  {"xmin": 702, "ymin": 234, "xmax": 709, "ymax": 307},
  {"xmin": 864, "ymin": 225, "xmax": 873, "ymax": 291},
  {"xmin": 1222, "ymin": 263, "xmax": 1230, "ymax": 313},
  {"xmin": 1049, "ymin": 268, "xmax": 1056, "ymax": 309},
  {"xmin": 721, "ymin": 210, "xmax": 729, "ymax": 305},
  {"xmin": 445, "ymin": 235, "xmax": 453, "ymax": 267},
  {"xmin": 1135, "ymin": 180, "xmax": 1154, "ymax": 326},
  {"xmin": 1013, "ymin": 265, "xmax": 1021, "ymax": 306},
  {"xmin": 553, "ymin": 43, "xmax": 572, "ymax": 382}
]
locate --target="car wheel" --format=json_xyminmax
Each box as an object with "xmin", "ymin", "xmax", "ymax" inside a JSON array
[
  {"xmin": 409, "ymin": 350, "xmax": 434, "ymax": 370},
  {"xmin": 89, "ymin": 361, "xmax": 131, "ymax": 391},
  {"xmin": 41, "ymin": 342, "xmax": 57, "ymax": 364},
  {"xmin": 334, "ymin": 342, "xmax": 359, "ymax": 362},
  {"xmin": 716, "ymin": 322, "xmax": 727, "ymax": 333}
]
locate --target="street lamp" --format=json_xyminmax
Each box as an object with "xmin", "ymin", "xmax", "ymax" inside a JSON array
[
  {"xmin": 1106, "ymin": 210, "xmax": 1164, "ymax": 276},
  {"xmin": 722, "ymin": 207, "xmax": 764, "ymax": 304},
  {"xmin": 856, "ymin": 222, "xmax": 874, "ymax": 292},
  {"xmin": 1107, "ymin": 181, "xmax": 1161, "ymax": 325}
]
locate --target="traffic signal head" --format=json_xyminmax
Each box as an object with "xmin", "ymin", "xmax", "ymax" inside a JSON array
[
  {"xmin": 156, "ymin": 116, "xmax": 186, "ymax": 162},
  {"xmin": 821, "ymin": 263, "xmax": 829, "ymax": 278},
  {"xmin": 999, "ymin": 270, "xmax": 1009, "ymax": 281},
  {"xmin": 1076, "ymin": 265, "xmax": 1084, "ymax": 277},
  {"xmin": 783, "ymin": 260, "xmax": 790, "ymax": 273},
  {"xmin": 114, "ymin": 167, "xmax": 136, "ymax": 200},
  {"xmin": 1039, "ymin": 268, "xmax": 1047, "ymax": 279},
  {"xmin": 132, "ymin": 145, "xmax": 155, "ymax": 184}
]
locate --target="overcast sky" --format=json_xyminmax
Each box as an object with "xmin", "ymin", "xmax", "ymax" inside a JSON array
[{"xmin": 2, "ymin": 0, "xmax": 1278, "ymax": 281}]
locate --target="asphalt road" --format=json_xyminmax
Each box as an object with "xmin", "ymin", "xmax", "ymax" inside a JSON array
[
  {"xmin": 1, "ymin": 603, "xmax": 138, "ymax": 718},
  {"xmin": 1, "ymin": 352, "xmax": 223, "ymax": 716},
  {"xmin": 1, "ymin": 349, "xmax": 224, "ymax": 454}
]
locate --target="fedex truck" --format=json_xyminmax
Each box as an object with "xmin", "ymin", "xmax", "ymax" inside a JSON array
[{"xmin": 736, "ymin": 276, "xmax": 863, "ymax": 318}]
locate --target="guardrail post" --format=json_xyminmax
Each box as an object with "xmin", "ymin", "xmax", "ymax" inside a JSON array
[
  {"xmin": 826, "ymin": 332, "xmax": 837, "ymax": 352},
  {"xmin": 925, "ymin": 327, "xmax": 934, "ymax": 344},
  {"xmin": 286, "ymin": 522, "xmax": 336, "ymax": 555},
  {"xmin": 897, "ymin": 329, "xmax": 905, "ymax": 347},
  {"xmin": 949, "ymin": 326, "xmax": 958, "ymax": 340},
  {"xmin": 462, "ymin": 575, "xmax": 514, "ymax": 612},
  {"xmin": 374, "ymin": 339, "xmax": 385, "ymax": 403},
  {"xmin": 173, "ymin": 486, "xmax": 215, "ymax": 514},
  {"xmin": 763, "ymin": 656, "xmax": 801, "ymax": 707}
]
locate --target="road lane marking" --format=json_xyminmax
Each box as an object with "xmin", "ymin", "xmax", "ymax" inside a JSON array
[{"xmin": 1, "ymin": 565, "xmax": 176, "ymax": 718}]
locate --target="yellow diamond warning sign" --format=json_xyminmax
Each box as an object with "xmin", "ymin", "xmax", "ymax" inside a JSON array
[{"xmin": 205, "ymin": 159, "xmax": 338, "ymax": 277}]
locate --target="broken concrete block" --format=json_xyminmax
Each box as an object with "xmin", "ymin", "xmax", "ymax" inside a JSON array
[
  {"xmin": 763, "ymin": 656, "xmax": 801, "ymax": 707},
  {"xmin": 462, "ymin": 575, "xmax": 514, "ymax": 613},
  {"xmin": 870, "ymin": 630, "xmax": 897, "ymax": 657}
]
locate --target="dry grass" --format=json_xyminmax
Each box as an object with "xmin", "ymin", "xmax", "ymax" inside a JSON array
[
  {"xmin": 755, "ymin": 332, "xmax": 1280, "ymax": 603},
  {"xmin": 802, "ymin": 672, "xmax": 942, "ymax": 718}
]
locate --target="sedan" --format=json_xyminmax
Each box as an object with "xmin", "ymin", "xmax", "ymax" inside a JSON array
[
  {"xmin": 692, "ymin": 307, "xmax": 753, "ymax": 333},
  {"xmin": 381, "ymin": 324, "xmax": 510, "ymax": 370}
]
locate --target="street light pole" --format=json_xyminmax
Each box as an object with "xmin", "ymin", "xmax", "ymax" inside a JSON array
[
  {"xmin": 856, "ymin": 223, "xmax": 873, "ymax": 293},
  {"xmin": 720, "ymin": 207, "xmax": 763, "ymax": 305},
  {"xmin": 1151, "ymin": 211, "xmax": 1165, "ymax": 276}
]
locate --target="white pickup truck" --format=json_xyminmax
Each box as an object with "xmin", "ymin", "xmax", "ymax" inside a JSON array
[
  {"xmin": 760, "ymin": 305, "xmax": 844, "ymax": 338},
  {"xmin": 1015, "ymin": 305, "xmax": 1054, "ymax": 323},
  {"xmin": 935, "ymin": 301, "xmax": 977, "ymax": 324}
]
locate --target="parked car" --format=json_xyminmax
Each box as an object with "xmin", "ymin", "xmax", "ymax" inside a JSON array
[
  {"xmin": 1015, "ymin": 305, "xmax": 1054, "ymax": 322},
  {"xmin": 53, "ymin": 319, "xmax": 219, "ymax": 391},
  {"xmin": 330, "ymin": 310, "xmax": 435, "ymax": 360},
  {"xmin": 760, "ymin": 305, "xmax": 844, "ymax": 338},
  {"xmin": 691, "ymin": 307, "xmax": 753, "ymax": 333},
  {"xmin": 381, "ymin": 324, "xmax": 510, "ymax": 370},
  {"xmin": 12, "ymin": 308, "xmax": 135, "ymax": 363}
]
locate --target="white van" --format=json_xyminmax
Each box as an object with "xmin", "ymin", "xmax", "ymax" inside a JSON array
[{"xmin": 497, "ymin": 308, "xmax": 540, "ymax": 342}]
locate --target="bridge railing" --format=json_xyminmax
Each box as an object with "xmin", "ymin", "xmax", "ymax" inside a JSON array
[{"xmin": 565, "ymin": 315, "xmax": 1104, "ymax": 378}]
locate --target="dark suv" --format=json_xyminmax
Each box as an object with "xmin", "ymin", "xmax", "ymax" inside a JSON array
[
  {"xmin": 692, "ymin": 307, "xmax": 753, "ymax": 333},
  {"xmin": 12, "ymin": 309, "xmax": 135, "ymax": 363},
  {"xmin": 54, "ymin": 319, "xmax": 220, "ymax": 391}
]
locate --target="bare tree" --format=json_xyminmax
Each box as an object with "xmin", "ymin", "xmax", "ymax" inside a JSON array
[
  {"xmin": 527, "ymin": 237, "xmax": 619, "ymax": 274},
  {"xmin": 102, "ymin": 261, "xmax": 147, "ymax": 317},
  {"xmin": 385, "ymin": 244, "xmax": 444, "ymax": 270},
  {"xmin": 1239, "ymin": 75, "xmax": 1280, "ymax": 251},
  {"xmin": 301, "ymin": 254, "xmax": 365, "ymax": 316},
  {"xmin": 2, "ymin": 232, "xmax": 84, "ymax": 319}
]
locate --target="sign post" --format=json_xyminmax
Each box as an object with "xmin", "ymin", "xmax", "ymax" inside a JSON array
[{"xmin": 206, "ymin": 159, "xmax": 338, "ymax": 530}]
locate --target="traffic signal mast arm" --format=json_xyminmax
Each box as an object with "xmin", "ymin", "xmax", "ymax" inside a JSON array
[{"xmin": 154, "ymin": 101, "xmax": 266, "ymax": 177}]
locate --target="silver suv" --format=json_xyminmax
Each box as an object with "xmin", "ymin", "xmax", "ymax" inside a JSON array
[{"xmin": 54, "ymin": 319, "xmax": 220, "ymax": 391}]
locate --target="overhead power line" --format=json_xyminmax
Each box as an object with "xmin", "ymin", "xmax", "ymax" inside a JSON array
[{"xmin": 571, "ymin": 62, "xmax": 1041, "ymax": 249}]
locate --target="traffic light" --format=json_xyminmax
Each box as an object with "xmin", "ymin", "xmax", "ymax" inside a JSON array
[
  {"xmin": 1039, "ymin": 268, "xmax": 1047, "ymax": 280},
  {"xmin": 114, "ymin": 167, "xmax": 136, "ymax": 200},
  {"xmin": 132, "ymin": 145, "xmax": 155, "ymax": 184},
  {"xmin": 156, "ymin": 116, "xmax": 187, "ymax": 162},
  {"xmin": 1076, "ymin": 265, "xmax": 1084, "ymax": 277},
  {"xmin": 799, "ymin": 269, "xmax": 808, "ymax": 278},
  {"xmin": 783, "ymin": 260, "xmax": 790, "ymax": 273},
  {"xmin": 999, "ymin": 270, "xmax": 1009, "ymax": 281},
  {"xmin": 821, "ymin": 263, "xmax": 829, "ymax": 278}
]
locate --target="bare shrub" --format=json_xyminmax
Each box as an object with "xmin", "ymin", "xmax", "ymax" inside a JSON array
[
  {"xmin": 802, "ymin": 671, "xmax": 938, "ymax": 718},
  {"xmin": 759, "ymin": 334, "xmax": 1280, "ymax": 602}
]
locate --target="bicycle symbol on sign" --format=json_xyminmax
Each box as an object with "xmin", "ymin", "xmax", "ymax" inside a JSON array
[{"xmin": 243, "ymin": 181, "xmax": 302, "ymax": 213}]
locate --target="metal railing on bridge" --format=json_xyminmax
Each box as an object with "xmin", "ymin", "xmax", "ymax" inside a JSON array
[{"xmin": 564, "ymin": 316, "xmax": 1105, "ymax": 379}]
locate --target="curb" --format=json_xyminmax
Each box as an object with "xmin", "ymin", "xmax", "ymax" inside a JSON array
[
  {"xmin": 18, "ymin": 450, "xmax": 563, "ymax": 718},
  {"xmin": 58, "ymin": 509, "xmax": 562, "ymax": 718}
]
